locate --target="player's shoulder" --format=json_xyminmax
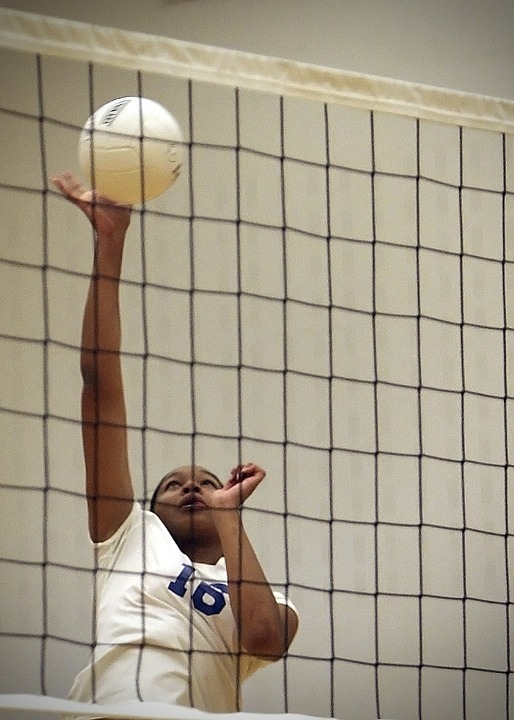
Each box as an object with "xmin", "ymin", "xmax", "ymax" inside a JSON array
[{"xmin": 94, "ymin": 501, "xmax": 144, "ymax": 548}]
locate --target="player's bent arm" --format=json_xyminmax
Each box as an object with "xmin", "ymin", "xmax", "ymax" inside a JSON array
[
  {"xmin": 215, "ymin": 511, "xmax": 299, "ymax": 660},
  {"xmin": 81, "ymin": 225, "xmax": 134, "ymax": 543}
]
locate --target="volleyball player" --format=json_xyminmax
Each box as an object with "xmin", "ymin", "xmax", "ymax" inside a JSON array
[{"xmin": 50, "ymin": 172, "xmax": 298, "ymax": 714}]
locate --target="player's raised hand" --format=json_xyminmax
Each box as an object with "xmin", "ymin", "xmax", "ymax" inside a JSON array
[
  {"xmin": 209, "ymin": 463, "xmax": 265, "ymax": 510},
  {"xmin": 50, "ymin": 171, "xmax": 132, "ymax": 238}
]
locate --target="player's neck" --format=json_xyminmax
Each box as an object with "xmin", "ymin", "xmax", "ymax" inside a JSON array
[{"xmin": 177, "ymin": 536, "xmax": 223, "ymax": 565}]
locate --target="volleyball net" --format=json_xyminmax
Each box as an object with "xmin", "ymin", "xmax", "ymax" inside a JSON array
[{"xmin": 0, "ymin": 8, "xmax": 513, "ymax": 720}]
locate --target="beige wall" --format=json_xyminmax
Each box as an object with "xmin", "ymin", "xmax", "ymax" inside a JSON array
[
  {"xmin": 1, "ymin": 0, "xmax": 513, "ymax": 100},
  {"xmin": 0, "ymin": 7, "xmax": 512, "ymax": 720}
]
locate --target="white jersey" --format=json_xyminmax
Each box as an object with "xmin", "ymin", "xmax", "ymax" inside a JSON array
[{"xmin": 68, "ymin": 502, "xmax": 296, "ymax": 714}]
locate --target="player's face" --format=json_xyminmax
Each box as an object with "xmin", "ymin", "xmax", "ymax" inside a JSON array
[{"xmin": 153, "ymin": 465, "xmax": 222, "ymax": 539}]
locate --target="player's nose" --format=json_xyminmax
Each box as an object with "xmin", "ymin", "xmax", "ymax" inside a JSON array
[{"xmin": 181, "ymin": 476, "xmax": 200, "ymax": 493}]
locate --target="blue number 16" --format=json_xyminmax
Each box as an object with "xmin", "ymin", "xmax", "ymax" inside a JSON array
[{"xmin": 168, "ymin": 563, "xmax": 229, "ymax": 616}]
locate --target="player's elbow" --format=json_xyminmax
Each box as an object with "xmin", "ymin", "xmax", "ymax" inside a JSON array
[
  {"xmin": 245, "ymin": 631, "xmax": 285, "ymax": 661},
  {"xmin": 244, "ymin": 620, "xmax": 293, "ymax": 661},
  {"xmin": 81, "ymin": 351, "xmax": 122, "ymax": 399},
  {"xmin": 81, "ymin": 349, "xmax": 99, "ymax": 387}
]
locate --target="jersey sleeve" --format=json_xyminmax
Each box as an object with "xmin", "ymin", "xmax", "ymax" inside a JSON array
[
  {"xmin": 272, "ymin": 588, "xmax": 299, "ymax": 619},
  {"xmin": 91, "ymin": 500, "xmax": 142, "ymax": 567}
]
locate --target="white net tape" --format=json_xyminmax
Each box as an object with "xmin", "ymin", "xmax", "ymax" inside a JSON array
[
  {"xmin": 0, "ymin": 695, "xmax": 337, "ymax": 720},
  {"xmin": 1, "ymin": 7, "xmax": 513, "ymax": 134}
]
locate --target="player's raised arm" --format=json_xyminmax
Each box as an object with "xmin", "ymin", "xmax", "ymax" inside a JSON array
[
  {"xmin": 210, "ymin": 464, "xmax": 299, "ymax": 660},
  {"xmin": 51, "ymin": 172, "xmax": 134, "ymax": 542}
]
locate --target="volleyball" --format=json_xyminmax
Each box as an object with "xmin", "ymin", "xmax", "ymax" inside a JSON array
[{"xmin": 78, "ymin": 96, "xmax": 184, "ymax": 204}]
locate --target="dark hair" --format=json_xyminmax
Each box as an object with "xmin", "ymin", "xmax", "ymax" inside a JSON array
[{"xmin": 149, "ymin": 478, "xmax": 165, "ymax": 513}]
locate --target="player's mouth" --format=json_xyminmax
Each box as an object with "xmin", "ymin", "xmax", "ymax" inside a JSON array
[{"xmin": 181, "ymin": 497, "xmax": 207, "ymax": 510}]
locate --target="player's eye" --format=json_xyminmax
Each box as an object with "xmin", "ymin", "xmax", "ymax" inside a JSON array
[
  {"xmin": 165, "ymin": 480, "xmax": 180, "ymax": 490},
  {"xmin": 201, "ymin": 479, "xmax": 216, "ymax": 487}
]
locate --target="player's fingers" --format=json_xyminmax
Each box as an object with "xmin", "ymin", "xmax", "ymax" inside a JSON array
[
  {"xmin": 49, "ymin": 174, "xmax": 69, "ymax": 195},
  {"xmin": 243, "ymin": 463, "xmax": 266, "ymax": 481},
  {"xmin": 57, "ymin": 171, "xmax": 84, "ymax": 195},
  {"xmin": 50, "ymin": 173, "xmax": 91, "ymax": 205},
  {"xmin": 226, "ymin": 463, "xmax": 265, "ymax": 489}
]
